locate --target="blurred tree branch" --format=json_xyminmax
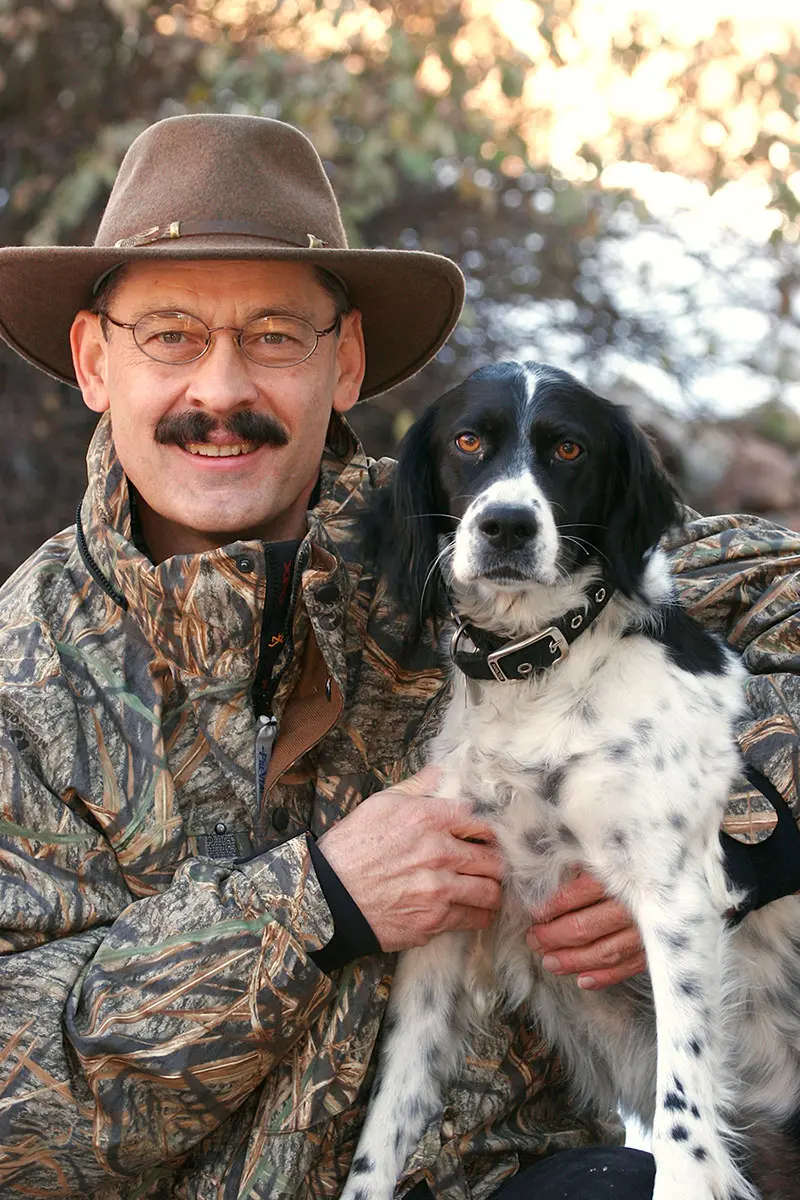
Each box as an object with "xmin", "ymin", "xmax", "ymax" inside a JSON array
[{"xmin": 1, "ymin": 0, "xmax": 799, "ymax": 578}]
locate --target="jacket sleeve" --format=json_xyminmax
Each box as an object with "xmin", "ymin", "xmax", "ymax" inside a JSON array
[
  {"xmin": 0, "ymin": 723, "xmax": 335, "ymax": 1194},
  {"xmin": 664, "ymin": 512, "xmax": 800, "ymax": 826}
]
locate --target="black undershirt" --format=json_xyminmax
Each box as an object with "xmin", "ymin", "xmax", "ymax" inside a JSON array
[
  {"xmin": 722, "ymin": 765, "xmax": 800, "ymax": 919},
  {"xmin": 307, "ymin": 834, "xmax": 381, "ymax": 972},
  {"xmin": 252, "ymin": 539, "xmax": 300, "ymax": 717}
]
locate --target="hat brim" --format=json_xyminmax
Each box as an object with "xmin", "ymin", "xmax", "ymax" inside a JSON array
[{"xmin": 0, "ymin": 243, "xmax": 464, "ymax": 400}]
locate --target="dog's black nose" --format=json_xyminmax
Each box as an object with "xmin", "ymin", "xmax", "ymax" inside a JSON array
[{"xmin": 478, "ymin": 505, "xmax": 538, "ymax": 550}]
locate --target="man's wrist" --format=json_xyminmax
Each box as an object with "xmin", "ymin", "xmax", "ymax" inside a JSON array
[{"xmin": 306, "ymin": 833, "xmax": 381, "ymax": 973}]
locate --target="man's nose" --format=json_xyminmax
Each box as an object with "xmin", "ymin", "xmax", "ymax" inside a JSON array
[
  {"xmin": 183, "ymin": 331, "xmax": 260, "ymax": 412},
  {"xmin": 478, "ymin": 505, "xmax": 538, "ymax": 550}
]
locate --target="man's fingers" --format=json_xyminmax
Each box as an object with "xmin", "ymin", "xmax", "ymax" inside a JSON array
[
  {"xmin": 448, "ymin": 836, "xmax": 505, "ymax": 880},
  {"xmin": 529, "ymin": 870, "xmax": 606, "ymax": 922},
  {"xmin": 393, "ymin": 764, "xmax": 442, "ymax": 795},
  {"xmin": 528, "ymin": 923, "xmax": 644, "ymax": 977},
  {"xmin": 444, "ymin": 802, "xmax": 501, "ymax": 846},
  {"xmin": 529, "ymin": 896, "xmax": 633, "ymax": 951},
  {"xmin": 394, "ymin": 773, "xmax": 501, "ymax": 846},
  {"xmin": 576, "ymin": 950, "xmax": 648, "ymax": 990},
  {"xmin": 442, "ymin": 904, "xmax": 497, "ymax": 933},
  {"xmin": 449, "ymin": 872, "xmax": 503, "ymax": 912}
]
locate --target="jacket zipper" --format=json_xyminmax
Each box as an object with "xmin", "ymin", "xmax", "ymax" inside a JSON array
[{"xmin": 254, "ymin": 714, "xmax": 279, "ymax": 798}]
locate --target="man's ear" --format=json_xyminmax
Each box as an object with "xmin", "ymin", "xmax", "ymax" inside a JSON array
[
  {"xmin": 70, "ymin": 311, "xmax": 110, "ymax": 414},
  {"xmin": 332, "ymin": 309, "xmax": 366, "ymax": 414}
]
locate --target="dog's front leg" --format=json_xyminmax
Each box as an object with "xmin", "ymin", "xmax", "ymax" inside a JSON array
[
  {"xmin": 632, "ymin": 869, "xmax": 758, "ymax": 1200},
  {"xmin": 341, "ymin": 932, "xmax": 469, "ymax": 1200}
]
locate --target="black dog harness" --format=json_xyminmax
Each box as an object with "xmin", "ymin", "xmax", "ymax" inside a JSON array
[{"xmin": 449, "ymin": 580, "xmax": 614, "ymax": 682}]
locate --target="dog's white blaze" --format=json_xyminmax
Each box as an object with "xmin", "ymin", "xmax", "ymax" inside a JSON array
[
  {"xmin": 519, "ymin": 361, "xmax": 539, "ymax": 405},
  {"xmin": 452, "ymin": 471, "xmax": 561, "ymax": 585}
]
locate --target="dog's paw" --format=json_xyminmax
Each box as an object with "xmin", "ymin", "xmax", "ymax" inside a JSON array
[
  {"xmin": 653, "ymin": 1181, "xmax": 715, "ymax": 1200},
  {"xmin": 652, "ymin": 1156, "xmax": 758, "ymax": 1200}
]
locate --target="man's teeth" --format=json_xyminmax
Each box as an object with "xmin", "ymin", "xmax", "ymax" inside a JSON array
[{"xmin": 183, "ymin": 442, "xmax": 258, "ymax": 457}]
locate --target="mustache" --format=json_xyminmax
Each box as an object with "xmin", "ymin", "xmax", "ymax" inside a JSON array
[{"xmin": 155, "ymin": 409, "xmax": 290, "ymax": 448}]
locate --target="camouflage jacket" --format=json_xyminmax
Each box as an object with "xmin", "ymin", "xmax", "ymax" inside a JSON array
[{"xmin": 0, "ymin": 411, "xmax": 797, "ymax": 1200}]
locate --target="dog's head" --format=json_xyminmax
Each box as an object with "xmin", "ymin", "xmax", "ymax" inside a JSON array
[{"xmin": 381, "ymin": 361, "xmax": 680, "ymax": 633}]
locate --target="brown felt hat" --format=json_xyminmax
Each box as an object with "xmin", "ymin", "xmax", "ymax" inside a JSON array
[{"xmin": 0, "ymin": 113, "xmax": 464, "ymax": 399}]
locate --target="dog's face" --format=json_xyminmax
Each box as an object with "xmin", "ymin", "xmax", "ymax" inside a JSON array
[
  {"xmin": 386, "ymin": 361, "xmax": 680, "ymax": 626},
  {"xmin": 436, "ymin": 365, "xmax": 626, "ymax": 589}
]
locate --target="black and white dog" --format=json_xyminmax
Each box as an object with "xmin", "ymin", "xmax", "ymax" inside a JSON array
[{"xmin": 342, "ymin": 362, "xmax": 800, "ymax": 1200}]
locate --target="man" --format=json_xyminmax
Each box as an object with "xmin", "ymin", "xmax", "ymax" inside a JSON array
[{"xmin": 0, "ymin": 113, "xmax": 797, "ymax": 1200}]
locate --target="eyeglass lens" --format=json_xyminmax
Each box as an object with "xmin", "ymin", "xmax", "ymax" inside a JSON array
[{"xmin": 132, "ymin": 312, "xmax": 319, "ymax": 366}]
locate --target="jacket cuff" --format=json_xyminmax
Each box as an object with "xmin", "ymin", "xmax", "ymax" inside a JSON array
[
  {"xmin": 723, "ymin": 765, "xmax": 800, "ymax": 920},
  {"xmin": 238, "ymin": 833, "xmax": 334, "ymax": 954}
]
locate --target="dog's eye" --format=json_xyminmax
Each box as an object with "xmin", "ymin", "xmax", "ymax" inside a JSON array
[
  {"xmin": 554, "ymin": 441, "xmax": 583, "ymax": 462},
  {"xmin": 455, "ymin": 432, "xmax": 482, "ymax": 455}
]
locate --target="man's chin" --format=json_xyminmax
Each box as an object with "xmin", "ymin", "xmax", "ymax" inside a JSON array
[
  {"xmin": 134, "ymin": 496, "xmax": 293, "ymax": 558},
  {"xmin": 132, "ymin": 460, "xmax": 315, "ymax": 554},
  {"xmin": 173, "ymin": 513, "xmax": 281, "ymax": 543}
]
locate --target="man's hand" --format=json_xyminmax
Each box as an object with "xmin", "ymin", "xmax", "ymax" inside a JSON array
[
  {"xmin": 526, "ymin": 871, "xmax": 646, "ymax": 990},
  {"xmin": 316, "ymin": 766, "xmax": 504, "ymax": 953}
]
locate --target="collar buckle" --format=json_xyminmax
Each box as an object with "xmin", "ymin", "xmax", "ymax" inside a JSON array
[{"xmin": 486, "ymin": 626, "xmax": 570, "ymax": 681}]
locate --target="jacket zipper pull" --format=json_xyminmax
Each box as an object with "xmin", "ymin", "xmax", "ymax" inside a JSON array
[{"xmin": 255, "ymin": 714, "xmax": 279, "ymax": 800}]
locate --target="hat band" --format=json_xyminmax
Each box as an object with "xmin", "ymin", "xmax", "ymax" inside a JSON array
[{"xmin": 110, "ymin": 219, "xmax": 328, "ymax": 250}]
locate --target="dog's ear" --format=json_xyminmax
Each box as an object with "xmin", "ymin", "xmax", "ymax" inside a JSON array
[
  {"xmin": 386, "ymin": 404, "xmax": 448, "ymax": 634},
  {"xmin": 603, "ymin": 408, "xmax": 682, "ymax": 595}
]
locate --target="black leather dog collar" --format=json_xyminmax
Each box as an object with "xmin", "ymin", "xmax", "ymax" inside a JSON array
[{"xmin": 449, "ymin": 581, "xmax": 614, "ymax": 682}]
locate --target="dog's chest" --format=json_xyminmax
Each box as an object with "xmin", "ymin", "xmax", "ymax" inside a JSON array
[{"xmin": 433, "ymin": 629, "xmax": 741, "ymax": 900}]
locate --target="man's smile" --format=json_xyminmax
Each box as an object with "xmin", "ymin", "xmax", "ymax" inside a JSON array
[{"xmin": 183, "ymin": 440, "xmax": 259, "ymax": 457}]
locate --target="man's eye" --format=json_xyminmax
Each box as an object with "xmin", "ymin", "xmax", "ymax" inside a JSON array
[
  {"xmin": 154, "ymin": 330, "xmax": 188, "ymax": 345},
  {"xmin": 455, "ymin": 432, "xmax": 482, "ymax": 454},
  {"xmin": 554, "ymin": 440, "xmax": 584, "ymax": 462},
  {"xmin": 256, "ymin": 332, "xmax": 290, "ymax": 345}
]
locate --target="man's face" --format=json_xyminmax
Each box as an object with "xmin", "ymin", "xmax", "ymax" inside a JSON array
[{"xmin": 71, "ymin": 259, "xmax": 364, "ymax": 559}]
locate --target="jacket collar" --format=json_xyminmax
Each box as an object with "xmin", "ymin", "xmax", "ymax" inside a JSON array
[{"xmin": 79, "ymin": 411, "xmax": 367, "ymax": 690}]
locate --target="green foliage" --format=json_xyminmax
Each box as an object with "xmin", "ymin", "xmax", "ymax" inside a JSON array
[{"xmin": 747, "ymin": 399, "xmax": 800, "ymax": 450}]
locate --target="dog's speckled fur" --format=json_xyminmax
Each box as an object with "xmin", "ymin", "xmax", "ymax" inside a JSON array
[{"xmin": 342, "ymin": 363, "xmax": 800, "ymax": 1200}]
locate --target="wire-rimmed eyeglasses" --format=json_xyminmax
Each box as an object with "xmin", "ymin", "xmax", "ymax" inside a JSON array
[{"xmin": 100, "ymin": 310, "xmax": 341, "ymax": 368}]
